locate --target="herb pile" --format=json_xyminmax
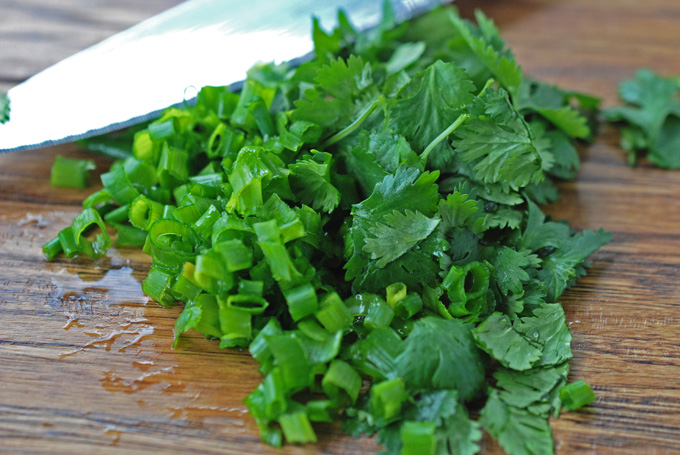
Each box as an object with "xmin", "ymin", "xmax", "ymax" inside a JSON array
[
  {"xmin": 43, "ymin": 5, "xmax": 610, "ymax": 455},
  {"xmin": 604, "ymin": 68, "xmax": 680, "ymax": 168}
]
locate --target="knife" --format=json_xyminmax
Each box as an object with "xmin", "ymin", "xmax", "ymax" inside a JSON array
[{"xmin": 0, "ymin": 0, "xmax": 445, "ymax": 153}]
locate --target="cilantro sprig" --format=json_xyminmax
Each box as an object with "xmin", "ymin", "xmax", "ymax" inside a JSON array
[
  {"xmin": 605, "ymin": 68, "xmax": 680, "ymax": 168},
  {"xmin": 44, "ymin": 5, "xmax": 609, "ymax": 455}
]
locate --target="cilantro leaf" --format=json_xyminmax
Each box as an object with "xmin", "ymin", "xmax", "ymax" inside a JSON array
[
  {"xmin": 494, "ymin": 362, "xmax": 569, "ymax": 416},
  {"xmin": 472, "ymin": 312, "xmax": 542, "ymax": 371},
  {"xmin": 396, "ymin": 317, "xmax": 486, "ymax": 401},
  {"xmin": 345, "ymin": 166, "xmax": 440, "ymax": 282},
  {"xmin": 452, "ymin": 88, "xmax": 544, "ymax": 190},
  {"xmin": 515, "ymin": 80, "xmax": 592, "ymax": 139},
  {"xmin": 293, "ymin": 55, "xmax": 375, "ymax": 130},
  {"xmin": 388, "ymin": 60, "xmax": 475, "ymax": 166},
  {"xmin": 605, "ymin": 68, "xmax": 680, "ymax": 168},
  {"xmin": 481, "ymin": 391, "xmax": 555, "ymax": 455},
  {"xmin": 363, "ymin": 209, "xmax": 440, "ymax": 268},
  {"xmin": 449, "ymin": 10, "xmax": 522, "ymax": 94},
  {"xmin": 538, "ymin": 228, "xmax": 611, "ymax": 301},
  {"xmin": 289, "ymin": 152, "xmax": 341, "ymax": 213},
  {"xmin": 487, "ymin": 246, "xmax": 537, "ymax": 296},
  {"xmin": 516, "ymin": 304, "xmax": 572, "ymax": 367}
]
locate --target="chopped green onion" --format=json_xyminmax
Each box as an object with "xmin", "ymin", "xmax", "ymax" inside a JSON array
[
  {"xmin": 370, "ymin": 377, "xmax": 406, "ymax": 421},
  {"xmin": 321, "ymin": 359, "xmax": 361, "ymax": 404},
  {"xmin": 103, "ymin": 204, "xmax": 129, "ymax": 224},
  {"xmin": 315, "ymin": 293, "xmax": 353, "ymax": 333},
  {"xmin": 71, "ymin": 208, "xmax": 111, "ymax": 259},
  {"xmin": 400, "ymin": 421, "xmax": 436, "ymax": 455},
  {"xmin": 283, "ymin": 284, "xmax": 318, "ymax": 322},
  {"xmin": 42, "ymin": 236, "xmax": 62, "ymax": 260},
  {"xmin": 129, "ymin": 194, "xmax": 164, "ymax": 231},
  {"xmin": 560, "ymin": 380, "xmax": 596, "ymax": 410},
  {"xmin": 279, "ymin": 412, "xmax": 317, "ymax": 444},
  {"xmin": 50, "ymin": 155, "xmax": 96, "ymax": 189},
  {"xmin": 112, "ymin": 223, "xmax": 147, "ymax": 247}
]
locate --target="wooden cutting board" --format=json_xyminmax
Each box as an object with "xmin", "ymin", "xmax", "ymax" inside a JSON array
[{"xmin": 2, "ymin": 1, "xmax": 680, "ymax": 454}]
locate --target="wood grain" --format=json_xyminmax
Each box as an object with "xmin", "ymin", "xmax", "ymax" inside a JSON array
[{"xmin": 2, "ymin": 1, "xmax": 680, "ymax": 454}]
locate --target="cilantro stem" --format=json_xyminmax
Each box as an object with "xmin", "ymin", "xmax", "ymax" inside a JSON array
[
  {"xmin": 323, "ymin": 96, "xmax": 384, "ymax": 148},
  {"xmin": 420, "ymin": 113, "xmax": 469, "ymax": 165}
]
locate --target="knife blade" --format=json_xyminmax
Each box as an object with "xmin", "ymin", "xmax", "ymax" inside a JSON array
[{"xmin": 0, "ymin": 0, "xmax": 444, "ymax": 153}]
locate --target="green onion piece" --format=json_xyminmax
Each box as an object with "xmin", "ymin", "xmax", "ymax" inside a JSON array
[
  {"xmin": 354, "ymin": 327, "xmax": 402, "ymax": 380},
  {"xmin": 193, "ymin": 204, "xmax": 220, "ymax": 239},
  {"xmin": 560, "ymin": 380, "xmax": 596, "ymax": 410},
  {"xmin": 283, "ymin": 284, "xmax": 318, "ymax": 322},
  {"xmin": 218, "ymin": 305, "xmax": 252, "ymax": 341},
  {"xmin": 249, "ymin": 318, "xmax": 283, "ymax": 374},
  {"xmin": 279, "ymin": 130, "xmax": 303, "ymax": 152},
  {"xmin": 123, "ymin": 157, "xmax": 158, "ymax": 187},
  {"xmin": 42, "ymin": 236, "xmax": 63, "ymax": 260},
  {"xmin": 268, "ymin": 335, "xmax": 311, "ymax": 392},
  {"xmin": 57, "ymin": 226, "xmax": 79, "ymax": 258},
  {"xmin": 316, "ymin": 293, "xmax": 353, "ymax": 332},
  {"xmin": 371, "ymin": 377, "xmax": 407, "ymax": 421},
  {"xmin": 147, "ymin": 118, "xmax": 176, "ymax": 141},
  {"xmin": 394, "ymin": 293, "xmax": 423, "ymax": 319},
  {"xmin": 261, "ymin": 368, "xmax": 288, "ymax": 419},
  {"xmin": 213, "ymin": 239, "xmax": 253, "ymax": 272},
  {"xmin": 194, "ymin": 252, "xmax": 233, "ymax": 293},
  {"xmin": 254, "ymin": 220, "xmax": 302, "ymax": 283},
  {"xmin": 297, "ymin": 318, "xmax": 330, "ymax": 341},
  {"xmin": 197, "ymin": 86, "xmax": 238, "ymax": 119},
  {"xmin": 443, "ymin": 261, "xmax": 490, "ymax": 317},
  {"xmin": 322, "ymin": 359, "xmax": 361, "ymax": 404},
  {"xmin": 157, "ymin": 144, "xmax": 189, "ymax": 188},
  {"xmin": 231, "ymin": 78, "xmax": 275, "ymax": 130},
  {"xmin": 146, "ymin": 219, "xmax": 199, "ymax": 271},
  {"xmin": 238, "ymin": 279, "xmax": 264, "ymax": 297},
  {"xmin": 171, "ymin": 262, "xmax": 202, "ymax": 301},
  {"xmin": 189, "ymin": 173, "xmax": 224, "ymax": 198},
  {"xmin": 386, "ymin": 282, "xmax": 408, "ymax": 308},
  {"xmin": 172, "ymin": 204, "xmax": 202, "ymax": 225},
  {"xmin": 132, "ymin": 130, "xmax": 155, "ymax": 160},
  {"xmin": 100, "ymin": 167, "xmax": 139, "ymax": 204},
  {"xmin": 400, "ymin": 421, "xmax": 436, "ymax": 455},
  {"xmin": 247, "ymin": 97, "xmax": 275, "ymax": 137},
  {"xmin": 211, "ymin": 124, "xmax": 245, "ymax": 159},
  {"xmin": 103, "ymin": 204, "xmax": 129, "ymax": 224},
  {"xmin": 305, "ymin": 400, "xmax": 336, "ymax": 423},
  {"xmin": 71, "ymin": 208, "xmax": 111, "ymax": 258},
  {"xmin": 50, "ymin": 155, "xmax": 96, "ymax": 189},
  {"xmin": 300, "ymin": 331, "xmax": 342, "ymax": 365},
  {"xmin": 112, "ymin": 223, "xmax": 147, "ymax": 247},
  {"xmin": 129, "ymin": 194, "xmax": 164, "ymax": 231},
  {"xmin": 225, "ymin": 294, "xmax": 269, "ymax": 315},
  {"xmin": 169, "ymin": 263, "xmax": 199, "ymax": 299},
  {"xmin": 83, "ymin": 188, "xmax": 113, "ymax": 209},
  {"xmin": 365, "ymin": 298, "xmax": 394, "ymax": 330},
  {"xmin": 143, "ymin": 266, "xmax": 177, "ymax": 307},
  {"xmin": 279, "ymin": 412, "xmax": 317, "ymax": 444}
]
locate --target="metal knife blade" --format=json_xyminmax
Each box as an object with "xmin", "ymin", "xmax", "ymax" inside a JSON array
[{"xmin": 0, "ymin": 0, "xmax": 444, "ymax": 153}]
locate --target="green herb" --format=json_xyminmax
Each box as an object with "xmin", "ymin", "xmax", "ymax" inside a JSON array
[
  {"xmin": 604, "ymin": 68, "xmax": 680, "ymax": 168},
  {"xmin": 0, "ymin": 90, "xmax": 9, "ymax": 124},
  {"xmin": 45, "ymin": 5, "xmax": 609, "ymax": 455},
  {"xmin": 50, "ymin": 154, "xmax": 96, "ymax": 188},
  {"xmin": 559, "ymin": 379, "xmax": 597, "ymax": 410}
]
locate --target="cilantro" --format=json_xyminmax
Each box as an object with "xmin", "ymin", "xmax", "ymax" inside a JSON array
[
  {"xmin": 44, "ymin": 5, "xmax": 608, "ymax": 455},
  {"xmin": 605, "ymin": 68, "xmax": 680, "ymax": 167}
]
